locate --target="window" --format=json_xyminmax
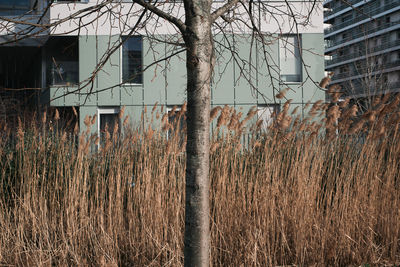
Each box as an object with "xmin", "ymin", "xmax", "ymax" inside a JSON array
[
  {"xmin": 0, "ymin": 0, "xmax": 30, "ymax": 15},
  {"xmin": 257, "ymin": 104, "xmax": 280, "ymax": 132},
  {"xmin": 280, "ymin": 35, "xmax": 302, "ymax": 83},
  {"xmin": 98, "ymin": 108, "xmax": 120, "ymax": 145},
  {"xmin": 122, "ymin": 36, "xmax": 143, "ymax": 84},
  {"xmin": 0, "ymin": 0, "xmax": 30, "ymax": 9},
  {"xmin": 46, "ymin": 37, "xmax": 79, "ymax": 86},
  {"xmin": 341, "ymin": 13, "xmax": 352, "ymax": 23},
  {"xmin": 339, "ymin": 66, "xmax": 349, "ymax": 74}
]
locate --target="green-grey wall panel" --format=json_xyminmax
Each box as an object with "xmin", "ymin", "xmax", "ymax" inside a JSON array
[
  {"xmin": 237, "ymin": 104, "xmax": 258, "ymax": 128},
  {"xmin": 143, "ymin": 36, "xmax": 166, "ymax": 106},
  {"xmin": 301, "ymin": 33, "xmax": 325, "ymax": 103},
  {"xmin": 79, "ymin": 106, "xmax": 98, "ymax": 135},
  {"xmin": 65, "ymin": 86, "xmax": 80, "ymax": 106},
  {"xmin": 166, "ymin": 41, "xmax": 186, "ymax": 105},
  {"xmin": 97, "ymin": 35, "xmax": 120, "ymax": 106},
  {"xmin": 121, "ymin": 85, "xmax": 142, "ymax": 106},
  {"xmin": 49, "ymin": 87, "xmax": 65, "ymax": 106},
  {"xmin": 142, "ymin": 104, "xmax": 164, "ymax": 130},
  {"xmin": 257, "ymin": 36, "xmax": 284, "ymax": 104},
  {"xmin": 287, "ymin": 103, "xmax": 303, "ymax": 118},
  {"xmin": 212, "ymin": 35, "xmax": 234, "ymax": 105},
  {"xmin": 79, "ymin": 36, "xmax": 97, "ymax": 106},
  {"xmin": 123, "ymin": 106, "xmax": 145, "ymax": 129},
  {"xmin": 235, "ymin": 35, "xmax": 257, "ymax": 104},
  {"xmin": 284, "ymin": 83, "xmax": 302, "ymax": 102}
]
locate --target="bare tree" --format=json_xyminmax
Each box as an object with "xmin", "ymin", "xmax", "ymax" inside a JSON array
[{"xmin": 0, "ymin": 1, "xmax": 322, "ymax": 265}]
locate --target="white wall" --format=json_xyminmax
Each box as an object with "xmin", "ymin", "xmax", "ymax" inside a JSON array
[{"xmin": 48, "ymin": 1, "xmax": 323, "ymax": 36}]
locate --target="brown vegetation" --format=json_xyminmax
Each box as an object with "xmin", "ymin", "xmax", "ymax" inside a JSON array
[{"xmin": 0, "ymin": 92, "xmax": 399, "ymax": 266}]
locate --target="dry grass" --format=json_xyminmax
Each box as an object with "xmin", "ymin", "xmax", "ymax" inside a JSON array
[{"xmin": 0, "ymin": 93, "xmax": 399, "ymax": 266}]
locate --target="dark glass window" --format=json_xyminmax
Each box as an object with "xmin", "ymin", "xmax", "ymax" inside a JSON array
[
  {"xmin": 0, "ymin": 0, "xmax": 30, "ymax": 15},
  {"xmin": 122, "ymin": 36, "xmax": 143, "ymax": 84},
  {"xmin": 46, "ymin": 37, "xmax": 79, "ymax": 86},
  {"xmin": 0, "ymin": 0, "xmax": 30, "ymax": 8},
  {"xmin": 55, "ymin": 0, "xmax": 88, "ymax": 2},
  {"xmin": 100, "ymin": 112, "xmax": 120, "ymax": 145}
]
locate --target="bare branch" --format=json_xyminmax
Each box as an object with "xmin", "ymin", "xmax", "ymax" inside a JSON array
[
  {"xmin": 132, "ymin": 0, "xmax": 186, "ymax": 34},
  {"xmin": 211, "ymin": 0, "xmax": 241, "ymax": 23}
]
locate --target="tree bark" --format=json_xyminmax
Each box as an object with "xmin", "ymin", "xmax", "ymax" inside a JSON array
[{"xmin": 183, "ymin": 0, "xmax": 213, "ymax": 265}]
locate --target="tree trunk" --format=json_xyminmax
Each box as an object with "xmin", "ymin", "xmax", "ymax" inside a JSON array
[{"xmin": 183, "ymin": 0, "xmax": 213, "ymax": 266}]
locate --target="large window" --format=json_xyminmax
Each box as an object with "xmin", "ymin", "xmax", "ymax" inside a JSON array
[
  {"xmin": 0, "ymin": 0, "xmax": 30, "ymax": 15},
  {"xmin": 279, "ymin": 35, "xmax": 302, "ymax": 83},
  {"xmin": 0, "ymin": 0, "xmax": 30, "ymax": 9},
  {"xmin": 122, "ymin": 36, "xmax": 143, "ymax": 84},
  {"xmin": 54, "ymin": 0, "xmax": 89, "ymax": 2},
  {"xmin": 46, "ymin": 37, "xmax": 79, "ymax": 86}
]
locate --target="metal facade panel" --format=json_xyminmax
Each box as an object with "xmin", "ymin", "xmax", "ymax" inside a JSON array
[
  {"xmin": 212, "ymin": 35, "xmax": 235, "ymax": 105},
  {"xmin": 79, "ymin": 36, "xmax": 97, "ymax": 106},
  {"xmin": 234, "ymin": 35, "xmax": 257, "ymax": 104},
  {"xmin": 97, "ymin": 35, "xmax": 120, "ymax": 106},
  {"xmin": 49, "ymin": 86, "xmax": 65, "ymax": 106},
  {"xmin": 143, "ymin": 36, "xmax": 166, "ymax": 106},
  {"xmin": 257, "ymin": 35, "xmax": 280, "ymax": 104},
  {"xmin": 79, "ymin": 106, "xmax": 98, "ymax": 135},
  {"xmin": 121, "ymin": 85, "xmax": 142, "ymax": 106},
  {"xmin": 301, "ymin": 33, "xmax": 325, "ymax": 103},
  {"xmin": 165, "ymin": 37, "xmax": 186, "ymax": 105}
]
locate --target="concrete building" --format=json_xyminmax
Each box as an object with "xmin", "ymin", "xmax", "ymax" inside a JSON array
[
  {"xmin": 324, "ymin": 0, "xmax": 400, "ymax": 103},
  {"xmin": 0, "ymin": 0, "xmax": 325, "ymax": 134}
]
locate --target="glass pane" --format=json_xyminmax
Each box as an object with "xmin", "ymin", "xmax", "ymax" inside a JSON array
[
  {"xmin": 15, "ymin": 0, "xmax": 30, "ymax": 7},
  {"xmin": 51, "ymin": 61, "xmax": 79, "ymax": 85},
  {"xmin": 47, "ymin": 37, "xmax": 79, "ymax": 86},
  {"xmin": 100, "ymin": 113, "xmax": 120, "ymax": 145},
  {"xmin": 122, "ymin": 36, "xmax": 142, "ymax": 84},
  {"xmin": 0, "ymin": 0, "xmax": 30, "ymax": 9},
  {"xmin": 281, "ymin": 74, "xmax": 301, "ymax": 83},
  {"xmin": 280, "ymin": 36, "xmax": 302, "ymax": 82}
]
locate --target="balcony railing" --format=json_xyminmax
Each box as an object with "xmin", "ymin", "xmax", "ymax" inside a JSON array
[
  {"xmin": 326, "ymin": 39, "xmax": 400, "ymax": 67},
  {"xmin": 332, "ymin": 59, "xmax": 400, "ymax": 80},
  {"xmin": 346, "ymin": 81, "xmax": 400, "ymax": 96},
  {"xmin": 325, "ymin": 21, "xmax": 399, "ymax": 50},
  {"xmin": 324, "ymin": 0, "xmax": 366, "ymax": 18},
  {"xmin": 388, "ymin": 81, "xmax": 400, "ymax": 90},
  {"xmin": 324, "ymin": 0, "xmax": 400, "ymax": 35}
]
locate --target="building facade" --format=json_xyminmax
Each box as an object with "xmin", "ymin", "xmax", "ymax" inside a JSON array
[
  {"xmin": 0, "ymin": 0, "xmax": 325, "ymax": 134},
  {"xmin": 324, "ymin": 0, "xmax": 400, "ymax": 103}
]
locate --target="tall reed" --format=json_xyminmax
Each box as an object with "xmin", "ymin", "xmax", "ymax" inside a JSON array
[{"xmin": 0, "ymin": 93, "xmax": 399, "ymax": 266}]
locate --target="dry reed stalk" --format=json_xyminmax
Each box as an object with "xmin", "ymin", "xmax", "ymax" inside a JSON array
[
  {"xmin": 0, "ymin": 98, "xmax": 400, "ymax": 266},
  {"xmin": 276, "ymin": 88, "xmax": 289, "ymax": 99}
]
